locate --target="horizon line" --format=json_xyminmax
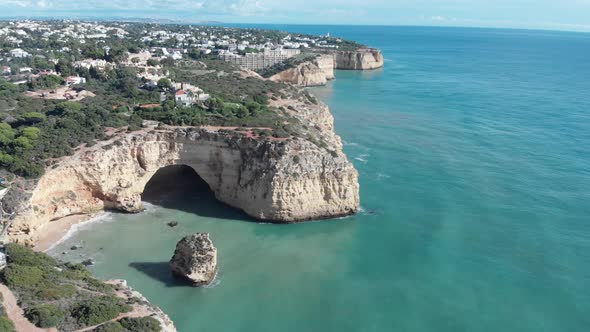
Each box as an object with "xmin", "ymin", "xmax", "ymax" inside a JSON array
[{"xmin": 0, "ymin": 15, "xmax": 588, "ymax": 35}]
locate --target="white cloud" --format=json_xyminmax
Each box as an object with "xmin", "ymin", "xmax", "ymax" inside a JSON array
[
  {"xmin": 0, "ymin": 0, "xmax": 32, "ymax": 7},
  {"xmin": 36, "ymin": 0, "xmax": 52, "ymax": 8}
]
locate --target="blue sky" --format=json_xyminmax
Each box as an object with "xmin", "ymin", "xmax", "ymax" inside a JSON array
[{"xmin": 1, "ymin": 0, "xmax": 589, "ymax": 32}]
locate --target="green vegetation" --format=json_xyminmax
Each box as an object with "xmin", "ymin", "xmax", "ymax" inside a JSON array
[
  {"xmin": 0, "ymin": 317, "xmax": 16, "ymax": 332},
  {"xmin": 0, "ymin": 244, "xmax": 132, "ymax": 331},
  {"xmin": 94, "ymin": 321, "xmax": 126, "ymax": 332},
  {"xmin": 25, "ymin": 304, "xmax": 65, "ymax": 328},
  {"xmin": 0, "ymin": 293, "xmax": 16, "ymax": 332},
  {"xmin": 119, "ymin": 316, "xmax": 161, "ymax": 332},
  {"xmin": 91, "ymin": 316, "xmax": 161, "ymax": 332},
  {"xmin": 72, "ymin": 296, "xmax": 132, "ymax": 326}
]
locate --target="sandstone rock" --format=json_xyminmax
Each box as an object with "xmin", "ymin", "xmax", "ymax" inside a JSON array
[
  {"xmin": 270, "ymin": 48, "xmax": 383, "ymax": 87},
  {"xmin": 333, "ymin": 48, "xmax": 384, "ymax": 70},
  {"xmin": 270, "ymin": 55, "xmax": 335, "ymax": 87},
  {"xmin": 3, "ymin": 95, "xmax": 359, "ymax": 245},
  {"xmin": 169, "ymin": 233, "xmax": 217, "ymax": 286}
]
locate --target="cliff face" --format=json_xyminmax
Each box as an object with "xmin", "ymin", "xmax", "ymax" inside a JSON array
[
  {"xmin": 269, "ymin": 55, "xmax": 335, "ymax": 87},
  {"xmin": 333, "ymin": 48, "xmax": 384, "ymax": 70},
  {"xmin": 3, "ymin": 102, "xmax": 359, "ymax": 245},
  {"xmin": 270, "ymin": 48, "xmax": 383, "ymax": 87}
]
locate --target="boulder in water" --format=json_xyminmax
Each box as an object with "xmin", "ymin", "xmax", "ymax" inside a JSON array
[
  {"xmin": 82, "ymin": 258, "xmax": 95, "ymax": 266},
  {"xmin": 169, "ymin": 233, "xmax": 217, "ymax": 286}
]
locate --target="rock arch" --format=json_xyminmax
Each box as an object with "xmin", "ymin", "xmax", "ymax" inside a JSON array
[{"xmin": 5, "ymin": 128, "xmax": 359, "ymax": 245}]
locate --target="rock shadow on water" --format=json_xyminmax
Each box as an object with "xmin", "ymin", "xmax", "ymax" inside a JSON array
[
  {"xmin": 129, "ymin": 262, "xmax": 193, "ymax": 287},
  {"xmin": 141, "ymin": 165, "xmax": 255, "ymax": 223}
]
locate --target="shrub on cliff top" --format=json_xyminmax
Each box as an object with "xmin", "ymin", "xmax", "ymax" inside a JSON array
[
  {"xmin": 2, "ymin": 265, "xmax": 44, "ymax": 290},
  {"xmin": 0, "ymin": 317, "xmax": 16, "ymax": 332},
  {"xmin": 93, "ymin": 321, "xmax": 125, "ymax": 332},
  {"xmin": 119, "ymin": 316, "xmax": 161, "ymax": 332},
  {"xmin": 35, "ymin": 284, "xmax": 77, "ymax": 300},
  {"xmin": 71, "ymin": 296, "xmax": 132, "ymax": 327},
  {"xmin": 4, "ymin": 243, "xmax": 56, "ymax": 269},
  {"xmin": 25, "ymin": 304, "xmax": 65, "ymax": 328}
]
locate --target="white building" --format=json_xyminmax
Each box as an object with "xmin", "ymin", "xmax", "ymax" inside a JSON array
[
  {"xmin": 1, "ymin": 66, "xmax": 10, "ymax": 75},
  {"xmin": 74, "ymin": 59, "xmax": 111, "ymax": 71},
  {"xmin": 175, "ymin": 88, "xmax": 209, "ymax": 106},
  {"xmin": 10, "ymin": 48, "xmax": 30, "ymax": 58},
  {"xmin": 65, "ymin": 76, "xmax": 87, "ymax": 86}
]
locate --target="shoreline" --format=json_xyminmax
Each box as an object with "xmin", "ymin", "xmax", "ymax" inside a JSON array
[{"xmin": 34, "ymin": 213, "xmax": 103, "ymax": 252}]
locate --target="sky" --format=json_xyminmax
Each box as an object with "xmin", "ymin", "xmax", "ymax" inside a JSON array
[{"xmin": 0, "ymin": 0, "xmax": 590, "ymax": 32}]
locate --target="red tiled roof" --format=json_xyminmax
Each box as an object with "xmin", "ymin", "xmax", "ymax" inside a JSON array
[{"xmin": 175, "ymin": 90, "xmax": 186, "ymax": 95}]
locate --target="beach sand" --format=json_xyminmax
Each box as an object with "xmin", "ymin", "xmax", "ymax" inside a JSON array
[{"xmin": 34, "ymin": 214, "xmax": 94, "ymax": 252}]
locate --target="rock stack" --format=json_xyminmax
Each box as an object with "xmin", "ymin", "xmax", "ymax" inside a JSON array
[{"xmin": 169, "ymin": 233, "xmax": 217, "ymax": 286}]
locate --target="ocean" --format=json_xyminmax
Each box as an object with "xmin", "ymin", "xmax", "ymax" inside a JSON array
[{"xmin": 48, "ymin": 26, "xmax": 590, "ymax": 331}]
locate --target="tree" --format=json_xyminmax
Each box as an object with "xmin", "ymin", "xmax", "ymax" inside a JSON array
[
  {"xmin": 236, "ymin": 105, "xmax": 250, "ymax": 118},
  {"xmin": 55, "ymin": 101, "xmax": 83, "ymax": 115},
  {"xmin": 55, "ymin": 59, "xmax": 74, "ymax": 76},
  {"xmin": 146, "ymin": 58, "xmax": 159, "ymax": 67},
  {"xmin": 21, "ymin": 127, "xmax": 41, "ymax": 140},
  {"xmin": 246, "ymin": 101, "xmax": 261, "ymax": 115},
  {"xmin": 160, "ymin": 57, "xmax": 175, "ymax": 68},
  {"xmin": 0, "ymin": 151, "xmax": 14, "ymax": 166},
  {"xmin": 0, "ymin": 123, "xmax": 16, "ymax": 145},
  {"xmin": 19, "ymin": 112, "xmax": 47, "ymax": 125},
  {"xmin": 205, "ymin": 97, "xmax": 224, "ymax": 111},
  {"xmin": 157, "ymin": 78, "xmax": 172, "ymax": 91},
  {"xmin": 13, "ymin": 136, "xmax": 33, "ymax": 150}
]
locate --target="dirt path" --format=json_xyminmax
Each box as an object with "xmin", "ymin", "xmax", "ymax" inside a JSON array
[
  {"xmin": 75, "ymin": 306, "xmax": 152, "ymax": 332},
  {"xmin": 0, "ymin": 283, "xmax": 58, "ymax": 332}
]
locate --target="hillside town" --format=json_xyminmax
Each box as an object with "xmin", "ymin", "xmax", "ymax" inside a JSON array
[{"xmin": 0, "ymin": 20, "xmax": 361, "ymax": 96}]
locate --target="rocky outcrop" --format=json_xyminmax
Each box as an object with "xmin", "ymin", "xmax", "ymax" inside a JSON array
[
  {"xmin": 270, "ymin": 55, "xmax": 335, "ymax": 87},
  {"xmin": 333, "ymin": 48, "xmax": 384, "ymax": 70},
  {"xmin": 169, "ymin": 233, "xmax": 217, "ymax": 286},
  {"xmin": 2, "ymin": 99, "xmax": 359, "ymax": 245},
  {"xmin": 270, "ymin": 48, "xmax": 383, "ymax": 87}
]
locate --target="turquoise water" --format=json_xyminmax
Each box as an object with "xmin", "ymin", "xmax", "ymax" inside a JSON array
[{"xmin": 48, "ymin": 27, "xmax": 590, "ymax": 331}]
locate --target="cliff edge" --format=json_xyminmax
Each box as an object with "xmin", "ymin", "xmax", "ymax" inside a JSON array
[
  {"xmin": 271, "ymin": 48, "xmax": 383, "ymax": 87},
  {"xmin": 2, "ymin": 98, "xmax": 359, "ymax": 245},
  {"xmin": 334, "ymin": 48, "xmax": 384, "ymax": 70}
]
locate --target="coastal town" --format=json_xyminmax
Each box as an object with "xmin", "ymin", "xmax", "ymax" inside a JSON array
[{"xmin": 0, "ymin": 20, "xmax": 361, "ymax": 96}]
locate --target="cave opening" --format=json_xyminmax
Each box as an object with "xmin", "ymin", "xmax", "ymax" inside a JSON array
[{"xmin": 141, "ymin": 165, "xmax": 250, "ymax": 221}]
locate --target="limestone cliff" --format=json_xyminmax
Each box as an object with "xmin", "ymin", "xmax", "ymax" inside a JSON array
[
  {"xmin": 333, "ymin": 48, "xmax": 384, "ymax": 70},
  {"xmin": 2, "ymin": 101, "xmax": 359, "ymax": 245},
  {"xmin": 270, "ymin": 48, "xmax": 383, "ymax": 87},
  {"xmin": 269, "ymin": 55, "xmax": 335, "ymax": 87}
]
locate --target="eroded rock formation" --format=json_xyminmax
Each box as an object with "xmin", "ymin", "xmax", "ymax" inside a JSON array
[
  {"xmin": 270, "ymin": 48, "xmax": 383, "ymax": 87},
  {"xmin": 2, "ymin": 98, "xmax": 359, "ymax": 245},
  {"xmin": 169, "ymin": 233, "xmax": 217, "ymax": 286},
  {"xmin": 334, "ymin": 48, "xmax": 384, "ymax": 70},
  {"xmin": 270, "ymin": 55, "xmax": 335, "ymax": 87}
]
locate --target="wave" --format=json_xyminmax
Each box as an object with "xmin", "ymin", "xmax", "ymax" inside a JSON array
[
  {"xmin": 354, "ymin": 157, "xmax": 368, "ymax": 163},
  {"xmin": 46, "ymin": 212, "xmax": 114, "ymax": 252},
  {"xmin": 377, "ymin": 173, "xmax": 391, "ymax": 179},
  {"xmin": 343, "ymin": 140, "xmax": 360, "ymax": 147}
]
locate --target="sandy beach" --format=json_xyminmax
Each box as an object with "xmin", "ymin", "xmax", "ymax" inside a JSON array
[{"xmin": 34, "ymin": 214, "xmax": 95, "ymax": 252}]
